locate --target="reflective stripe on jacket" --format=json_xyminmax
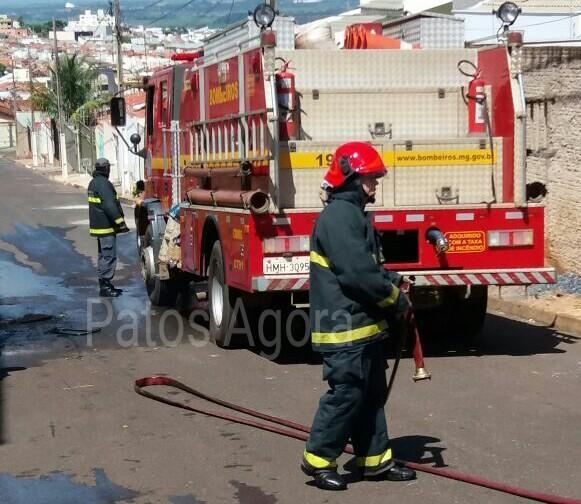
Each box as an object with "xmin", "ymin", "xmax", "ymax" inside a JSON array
[
  {"xmin": 87, "ymin": 172, "xmax": 125, "ymax": 237},
  {"xmin": 309, "ymin": 181, "xmax": 401, "ymax": 352}
]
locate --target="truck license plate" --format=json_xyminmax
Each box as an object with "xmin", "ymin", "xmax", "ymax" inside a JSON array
[{"xmin": 263, "ymin": 256, "xmax": 310, "ymax": 275}]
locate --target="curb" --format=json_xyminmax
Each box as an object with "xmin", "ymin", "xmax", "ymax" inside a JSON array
[
  {"xmin": 488, "ymin": 297, "xmax": 581, "ymax": 336},
  {"xmin": 58, "ymin": 178, "xmax": 136, "ymax": 207},
  {"xmin": 12, "ymin": 158, "xmax": 136, "ymax": 207}
]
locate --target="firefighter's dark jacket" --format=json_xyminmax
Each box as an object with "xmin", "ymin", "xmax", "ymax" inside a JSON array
[
  {"xmin": 309, "ymin": 180, "xmax": 403, "ymax": 352},
  {"xmin": 88, "ymin": 172, "xmax": 126, "ymax": 237}
]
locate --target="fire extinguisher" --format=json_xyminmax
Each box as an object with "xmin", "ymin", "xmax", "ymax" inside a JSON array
[
  {"xmin": 468, "ymin": 76, "xmax": 486, "ymax": 134},
  {"xmin": 275, "ymin": 58, "xmax": 300, "ymax": 140}
]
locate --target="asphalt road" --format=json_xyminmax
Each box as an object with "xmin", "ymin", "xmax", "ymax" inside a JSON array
[{"xmin": 1, "ymin": 154, "xmax": 580, "ymax": 504}]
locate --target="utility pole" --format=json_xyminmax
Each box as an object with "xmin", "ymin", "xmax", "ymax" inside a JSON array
[
  {"xmin": 53, "ymin": 18, "xmax": 68, "ymax": 177},
  {"xmin": 10, "ymin": 57, "xmax": 18, "ymax": 153},
  {"xmin": 144, "ymin": 30, "xmax": 148, "ymax": 72},
  {"xmin": 114, "ymin": 0, "xmax": 124, "ymax": 96},
  {"xmin": 27, "ymin": 48, "xmax": 39, "ymax": 167}
]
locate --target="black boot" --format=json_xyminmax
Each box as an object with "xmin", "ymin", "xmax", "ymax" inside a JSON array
[
  {"xmin": 301, "ymin": 460, "xmax": 347, "ymax": 491},
  {"xmin": 362, "ymin": 460, "xmax": 416, "ymax": 481},
  {"xmin": 106, "ymin": 280, "xmax": 123, "ymax": 294},
  {"xmin": 99, "ymin": 280, "xmax": 121, "ymax": 298}
]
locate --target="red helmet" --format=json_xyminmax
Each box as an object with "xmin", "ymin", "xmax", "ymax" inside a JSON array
[{"xmin": 323, "ymin": 142, "xmax": 386, "ymax": 189}]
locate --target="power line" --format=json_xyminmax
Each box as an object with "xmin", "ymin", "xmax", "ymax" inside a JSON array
[
  {"xmin": 126, "ymin": 0, "xmax": 166, "ymax": 12},
  {"xmin": 226, "ymin": 0, "xmax": 236, "ymax": 25},
  {"xmin": 518, "ymin": 13, "xmax": 579, "ymax": 29},
  {"xmin": 146, "ymin": 0, "xmax": 196, "ymax": 26},
  {"xmin": 467, "ymin": 12, "xmax": 581, "ymax": 45}
]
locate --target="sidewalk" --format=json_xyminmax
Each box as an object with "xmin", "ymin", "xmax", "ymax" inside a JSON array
[
  {"xmin": 488, "ymin": 284, "xmax": 581, "ymax": 336},
  {"xmin": 7, "ymin": 151, "xmax": 136, "ymax": 206}
]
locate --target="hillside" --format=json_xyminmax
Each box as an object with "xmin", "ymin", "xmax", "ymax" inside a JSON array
[{"xmin": 3, "ymin": 0, "xmax": 359, "ymax": 28}]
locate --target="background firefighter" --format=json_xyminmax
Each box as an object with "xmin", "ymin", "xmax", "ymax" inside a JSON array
[
  {"xmin": 302, "ymin": 142, "xmax": 416, "ymax": 491},
  {"xmin": 87, "ymin": 158, "xmax": 129, "ymax": 297}
]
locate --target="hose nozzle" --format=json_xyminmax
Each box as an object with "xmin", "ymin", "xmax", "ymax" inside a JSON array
[{"xmin": 426, "ymin": 228, "xmax": 449, "ymax": 255}]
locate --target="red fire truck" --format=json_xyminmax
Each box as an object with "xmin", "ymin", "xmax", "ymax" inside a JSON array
[{"xmin": 112, "ymin": 4, "xmax": 556, "ymax": 346}]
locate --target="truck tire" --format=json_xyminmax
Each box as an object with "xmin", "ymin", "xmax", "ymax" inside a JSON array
[
  {"xmin": 141, "ymin": 223, "xmax": 178, "ymax": 306},
  {"xmin": 414, "ymin": 286, "xmax": 487, "ymax": 340},
  {"xmin": 208, "ymin": 241, "xmax": 238, "ymax": 348},
  {"xmin": 449, "ymin": 285, "xmax": 488, "ymax": 338}
]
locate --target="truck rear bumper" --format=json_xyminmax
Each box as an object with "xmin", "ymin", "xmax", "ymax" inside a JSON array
[
  {"xmin": 252, "ymin": 267, "xmax": 556, "ymax": 292},
  {"xmin": 406, "ymin": 267, "xmax": 556, "ymax": 287}
]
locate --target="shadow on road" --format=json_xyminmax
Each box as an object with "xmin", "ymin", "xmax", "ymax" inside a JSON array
[
  {"xmin": 339, "ymin": 434, "xmax": 447, "ymax": 480},
  {"xmin": 0, "ymin": 363, "xmax": 27, "ymax": 446},
  {"xmin": 238, "ymin": 311, "xmax": 577, "ymax": 366}
]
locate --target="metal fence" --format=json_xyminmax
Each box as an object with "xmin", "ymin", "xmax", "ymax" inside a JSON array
[
  {"xmin": 78, "ymin": 123, "xmax": 96, "ymax": 174},
  {"xmin": 64, "ymin": 123, "xmax": 79, "ymax": 173},
  {"xmin": 0, "ymin": 122, "xmax": 15, "ymax": 150}
]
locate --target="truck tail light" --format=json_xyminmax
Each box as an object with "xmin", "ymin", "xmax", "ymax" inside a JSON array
[
  {"xmin": 263, "ymin": 235, "xmax": 310, "ymax": 254},
  {"xmin": 488, "ymin": 229, "xmax": 533, "ymax": 247}
]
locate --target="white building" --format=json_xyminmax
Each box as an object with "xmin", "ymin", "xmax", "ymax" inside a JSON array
[
  {"xmin": 453, "ymin": 0, "xmax": 581, "ymax": 44},
  {"xmin": 64, "ymin": 9, "xmax": 114, "ymax": 41}
]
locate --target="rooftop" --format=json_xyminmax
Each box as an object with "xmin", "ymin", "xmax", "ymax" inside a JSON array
[{"xmin": 455, "ymin": 0, "xmax": 581, "ymax": 12}]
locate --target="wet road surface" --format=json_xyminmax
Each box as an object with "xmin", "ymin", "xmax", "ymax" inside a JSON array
[{"xmin": 1, "ymin": 155, "xmax": 581, "ymax": 503}]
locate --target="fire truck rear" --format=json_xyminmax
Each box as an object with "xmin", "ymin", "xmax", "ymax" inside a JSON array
[{"xmin": 113, "ymin": 6, "xmax": 556, "ymax": 346}]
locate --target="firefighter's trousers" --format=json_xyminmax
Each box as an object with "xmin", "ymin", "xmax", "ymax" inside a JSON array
[
  {"xmin": 97, "ymin": 235, "xmax": 117, "ymax": 282},
  {"xmin": 304, "ymin": 340, "xmax": 392, "ymax": 470}
]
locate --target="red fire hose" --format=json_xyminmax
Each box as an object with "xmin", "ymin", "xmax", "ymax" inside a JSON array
[{"xmin": 134, "ymin": 375, "xmax": 581, "ymax": 504}]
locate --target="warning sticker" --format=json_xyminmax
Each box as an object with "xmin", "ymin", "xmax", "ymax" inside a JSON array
[{"xmin": 445, "ymin": 231, "xmax": 486, "ymax": 254}]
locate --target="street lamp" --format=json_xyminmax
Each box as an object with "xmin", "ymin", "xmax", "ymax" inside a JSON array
[
  {"xmin": 252, "ymin": 3, "xmax": 276, "ymax": 30},
  {"xmin": 494, "ymin": 2, "xmax": 521, "ymax": 29}
]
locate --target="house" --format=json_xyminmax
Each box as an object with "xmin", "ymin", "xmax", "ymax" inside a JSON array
[
  {"xmin": 382, "ymin": 12, "xmax": 464, "ymax": 47},
  {"xmin": 453, "ymin": 0, "xmax": 581, "ymax": 44}
]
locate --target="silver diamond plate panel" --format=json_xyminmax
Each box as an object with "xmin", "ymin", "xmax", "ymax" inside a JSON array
[
  {"xmin": 277, "ymin": 139, "xmax": 501, "ymax": 209},
  {"xmin": 383, "ymin": 18, "xmax": 422, "ymax": 44},
  {"xmin": 391, "ymin": 141, "xmax": 504, "ymax": 207},
  {"xmin": 298, "ymin": 90, "xmax": 461, "ymax": 141},
  {"xmin": 420, "ymin": 18, "xmax": 465, "ymax": 49},
  {"xmin": 204, "ymin": 16, "xmax": 295, "ymax": 60},
  {"xmin": 276, "ymin": 49, "xmax": 477, "ymax": 90}
]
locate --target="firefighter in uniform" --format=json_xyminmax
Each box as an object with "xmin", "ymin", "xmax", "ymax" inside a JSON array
[
  {"xmin": 302, "ymin": 142, "xmax": 416, "ymax": 490},
  {"xmin": 88, "ymin": 158, "xmax": 129, "ymax": 297}
]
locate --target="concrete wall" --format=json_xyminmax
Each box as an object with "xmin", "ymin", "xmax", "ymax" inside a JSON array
[
  {"xmin": 0, "ymin": 120, "xmax": 14, "ymax": 149},
  {"xmin": 522, "ymin": 46, "xmax": 581, "ymax": 273}
]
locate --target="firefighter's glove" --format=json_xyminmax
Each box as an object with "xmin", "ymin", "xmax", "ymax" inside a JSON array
[
  {"xmin": 394, "ymin": 290, "xmax": 412, "ymax": 320},
  {"xmin": 116, "ymin": 222, "xmax": 130, "ymax": 234},
  {"xmin": 384, "ymin": 271, "xmax": 404, "ymax": 287}
]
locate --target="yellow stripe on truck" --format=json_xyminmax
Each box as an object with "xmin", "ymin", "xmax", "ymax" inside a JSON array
[{"xmin": 279, "ymin": 149, "xmax": 496, "ymax": 170}]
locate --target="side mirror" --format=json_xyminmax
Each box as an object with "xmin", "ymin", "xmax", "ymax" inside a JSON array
[
  {"xmin": 111, "ymin": 97, "xmax": 126, "ymax": 127},
  {"xmin": 130, "ymin": 132, "xmax": 141, "ymax": 153}
]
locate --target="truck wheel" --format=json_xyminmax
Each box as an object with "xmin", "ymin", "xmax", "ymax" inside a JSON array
[
  {"xmin": 141, "ymin": 224, "xmax": 178, "ymax": 306},
  {"xmin": 208, "ymin": 241, "xmax": 238, "ymax": 348},
  {"xmin": 450, "ymin": 285, "xmax": 488, "ymax": 338},
  {"xmin": 414, "ymin": 286, "xmax": 487, "ymax": 340}
]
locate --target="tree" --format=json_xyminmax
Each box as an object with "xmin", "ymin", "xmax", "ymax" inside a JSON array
[
  {"xmin": 32, "ymin": 53, "xmax": 107, "ymax": 126},
  {"xmin": 0, "ymin": 63, "xmax": 6, "ymax": 77},
  {"xmin": 27, "ymin": 20, "xmax": 66, "ymax": 36}
]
